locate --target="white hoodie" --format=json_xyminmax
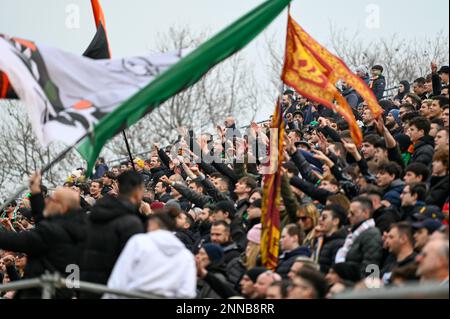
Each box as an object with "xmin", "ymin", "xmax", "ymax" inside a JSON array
[{"xmin": 104, "ymin": 230, "xmax": 196, "ymax": 298}]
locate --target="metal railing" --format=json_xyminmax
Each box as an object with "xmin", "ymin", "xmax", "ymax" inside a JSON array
[
  {"xmin": 1, "ymin": 272, "xmax": 448, "ymax": 299},
  {"xmin": 334, "ymin": 282, "xmax": 449, "ymax": 299},
  {"xmin": 0, "ymin": 272, "xmax": 169, "ymax": 299}
]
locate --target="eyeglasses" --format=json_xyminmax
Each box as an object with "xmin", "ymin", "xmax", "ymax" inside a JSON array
[{"xmin": 298, "ymin": 216, "xmax": 309, "ymax": 221}]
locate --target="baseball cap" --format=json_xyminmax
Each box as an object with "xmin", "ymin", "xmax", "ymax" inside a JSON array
[
  {"xmin": 412, "ymin": 219, "xmax": 443, "ymax": 234},
  {"xmin": 438, "ymin": 66, "xmax": 449, "ymax": 74},
  {"xmin": 413, "ymin": 206, "xmax": 445, "ymax": 221}
]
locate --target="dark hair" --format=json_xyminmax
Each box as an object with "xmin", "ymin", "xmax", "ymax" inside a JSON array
[
  {"xmin": 41, "ymin": 185, "xmax": 48, "ymax": 197},
  {"xmin": 284, "ymin": 224, "xmax": 305, "ymax": 246},
  {"xmin": 377, "ymin": 162, "xmax": 403, "ymax": 180},
  {"xmin": 269, "ymin": 280, "xmax": 291, "ymax": 299},
  {"xmin": 363, "ymin": 134, "xmax": 382, "ymax": 146},
  {"xmin": 295, "ymin": 268, "xmax": 329, "ymax": 299},
  {"xmin": 372, "ymin": 65, "xmax": 384, "ymax": 72},
  {"xmin": 192, "ymin": 180, "xmax": 204, "ymax": 191},
  {"xmin": 414, "ymin": 77, "xmax": 426, "ymax": 86},
  {"xmin": 290, "ymin": 129, "xmax": 303, "ymax": 139},
  {"xmin": 120, "ymin": 161, "xmax": 129, "ymax": 167},
  {"xmin": 118, "ymin": 171, "xmax": 144, "ymax": 197},
  {"xmin": 210, "ymin": 173, "xmax": 230, "ymax": 188},
  {"xmin": 408, "ymin": 183, "xmax": 427, "ymax": 202},
  {"xmin": 283, "ymin": 162, "xmax": 300, "ymax": 177},
  {"xmin": 361, "ymin": 184, "xmax": 384, "ymax": 198},
  {"xmin": 157, "ymin": 180, "xmax": 171, "ymax": 191},
  {"xmin": 401, "ymin": 111, "xmax": 421, "ymax": 124},
  {"xmin": 78, "ymin": 183, "xmax": 90, "ymax": 196},
  {"xmin": 322, "ymin": 205, "xmax": 348, "ymax": 228},
  {"xmin": 148, "ymin": 207, "xmax": 180, "ymax": 231},
  {"xmin": 390, "ymin": 263, "xmax": 419, "ymax": 283},
  {"xmin": 340, "ymin": 130, "xmax": 352, "ymax": 140},
  {"xmin": 6, "ymin": 200, "xmax": 17, "ymax": 207},
  {"xmin": 409, "ymin": 117, "xmax": 431, "ymax": 136},
  {"xmin": 337, "ymin": 119, "xmax": 349, "ymax": 131},
  {"xmin": 399, "ymin": 103, "xmax": 416, "ymax": 113},
  {"xmin": 405, "ymin": 163, "xmax": 430, "ymax": 182},
  {"xmin": 390, "ymin": 221, "xmax": 414, "ymax": 245},
  {"xmin": 405, "ymin": 93, "xmax": 422, "ymax": 108},
  {"xmin": 352, "ymin": 196, "xmax": 374, "ymax": 214},
  {"xmin": 373, "ymin": 138, "xmax": 387, "ymax": 150},
  {"xmin": 430, "ymin": 118, "xmax": 445, "ymax": 128},
  {"xmin": 211, "ymin": 220, "xmax": 231, "ymax": 232},
  {"xmin": 98, "ymin": 157, "xmax": 105, "ymax": 164},
  {"xmin": 103, "ymin": 171, "xmax": 116, "ymax": 180},
  {"xmin": 91, "ymin": 179, "xmax": 104, "ymax": 188},
  {"xmin": 239, "ymin": 176, "xmax": 257, "ymax": 191},
  {"xmin": 432, "ymin": 95, "xmax": 450, "ymax": 108}
]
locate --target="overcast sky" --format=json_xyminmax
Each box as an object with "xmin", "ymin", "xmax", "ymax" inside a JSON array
[{"xmin": 1, "ymin": 0, "xmax": 449, "ymax": 121}]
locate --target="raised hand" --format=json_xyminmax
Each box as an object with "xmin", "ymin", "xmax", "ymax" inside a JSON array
[
  {"xmin": 29, "ymin": 171, "xmax": 42, "ymax": 195},
  {"xmin": 160, "ymin": 175, "xmax": 171, "ymax": 185}
]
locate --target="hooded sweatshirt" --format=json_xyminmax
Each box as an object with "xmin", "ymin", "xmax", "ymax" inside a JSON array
[{"xmin": 104, "ymin": 230, "xmax": 196, "ymax": 299}]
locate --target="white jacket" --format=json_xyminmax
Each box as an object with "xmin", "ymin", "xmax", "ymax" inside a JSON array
[{"xmin": 104, "ymin": 230, "xmax": 196, "ymax": 298}]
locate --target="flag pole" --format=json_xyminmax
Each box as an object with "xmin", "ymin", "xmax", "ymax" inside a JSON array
[
  {"xmin": 122, "ymin": 131, "xmax": 137, "ymax": 172},
  {"xmin": 0, "ymin": 131, "xmax": 91, "ymax": 213},
  {"xmin": 89, "ymin": 0, "xmax": 136, "ymax": 172}
]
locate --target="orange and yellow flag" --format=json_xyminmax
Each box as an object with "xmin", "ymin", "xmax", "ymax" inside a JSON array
[
  {"xmin": 260, "ymin": 100, "xmax": 284, "ymax": 270},
  {"xmin": 281, "ymin": 14, "xmax": 383, "ymax": 146}
]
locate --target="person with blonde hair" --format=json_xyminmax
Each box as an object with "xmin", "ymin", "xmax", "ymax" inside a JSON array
[{"xmin": 296, "ymin": 203, "xmax": 320, "ymax": 248}]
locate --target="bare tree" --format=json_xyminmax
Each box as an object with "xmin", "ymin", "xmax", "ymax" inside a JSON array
[
  {"xmin": 0, "ymin": 100, "xmax": 83, "ymax": 200},
  {"xmin": 103, "ymin": 26, "xmax": 260, "ymax": 160},
  {"xmin": 265, "ymin": 26, "xmax": 449, "ymax": 95},
  {"xmin": 328, "ymin": 24, "xmax": 449, "ymax": 89}
]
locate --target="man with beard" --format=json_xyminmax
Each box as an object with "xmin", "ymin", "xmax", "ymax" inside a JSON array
[
  {"xmin": 361, "ymin": 108, "xmax": 377, "ymax": 136},
  {"xmin": 80, "ymin": 171, "xmax": 145, "ymax": 298},
  {"xmin": 386, "ymin": 109, "xmax": 403, "ymax": 136}
]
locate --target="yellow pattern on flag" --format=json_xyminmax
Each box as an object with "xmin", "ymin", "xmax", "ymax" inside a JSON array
[{"xmin": 282, "ymin": 13, "xmax": 384, "ymax": 145}]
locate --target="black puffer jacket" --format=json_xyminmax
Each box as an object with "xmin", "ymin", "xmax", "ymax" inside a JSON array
[
  {"xmin": 197, "ymin": 264, "xmax": 234, "ymax": 299},
  {"xmin": 0, "ymin": 210, "xmax": 87, "ymax": 298},
  {"xmin": 222, "ymin": 242, "xmax": 242, "ymax": 266},
  {"xmin": 80, "ymin": 195, "xmax": 144, "ymax": 297},
  {"xmin": 411, "ymin": 137, "xmax": 435, "ymax": 169},
  {"xmin": 373, "ymin": 205, "xmax": 401, "ymax": 234},
  {"xmin": 225, "ymin": 254, "xmax": 247, "ymax": 290},
  {"xmin": 344, "ymin": 225, "xmax": 383, "ymax": 278},
  {"xmin": 318, "ymin": 228, "xmax": 347, "ymax": 274},
  {"xmin": 426, "ymin": 175, "xmax": 449, "ymax": 208},
  {"xmin": 175, "ymin": 228, "xmax": 199, "ymax": 252},
  {"xmin": 276, "ymin": 246, "xmax": 311, "ymax": 278}
]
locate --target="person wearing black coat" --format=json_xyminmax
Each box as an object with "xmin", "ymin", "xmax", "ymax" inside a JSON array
[
  {"xmin": 336, "ymin": 197, "xmax": 384, "ymax": 278},
  {"xmin": 411, "ymin": 136, "xmax": 435, "ymax": 168},
  {"xmin": 408, "ymin": 117, "xmax": 435, "ymax": 170},
  {"xmin": 313, "ymin": 205, "xmax": 349, "ymax": 274},
  {"xmin": 0, "ymin": 187, "xmax": 87, "ymax": 299},
  {"xmin": 426, "ymin": 149, "xmax": 449, "ymax": 208},
  {"xmin": 363, "ymin": 186, "xmax": 401, "ymax": 234},
  {"xmin": 369, "ymin": 65, "xmax": 386, "ymax": 101},
  {"xmin": 393, "ymin": 80, "xmax": 411, "ymax": 104},
  {"xmin": 276, "ymin": 224, "xmax": 311, "ymax": 278},
  {"xmin": 79, "ymin": 172, "xmax": 145, "ymax": 298},
  {"xmin": 317, "ymin": 228, "xmax": 347, "ymax": 274},
  {"xmin": 196, "ymin": 244, "xmax": 238, "ymax": 299}
]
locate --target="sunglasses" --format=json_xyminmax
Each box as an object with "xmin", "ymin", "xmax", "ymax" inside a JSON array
[{"xmin": 298, "ymin": 216, "xmax": 309, "ymax": 221}]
